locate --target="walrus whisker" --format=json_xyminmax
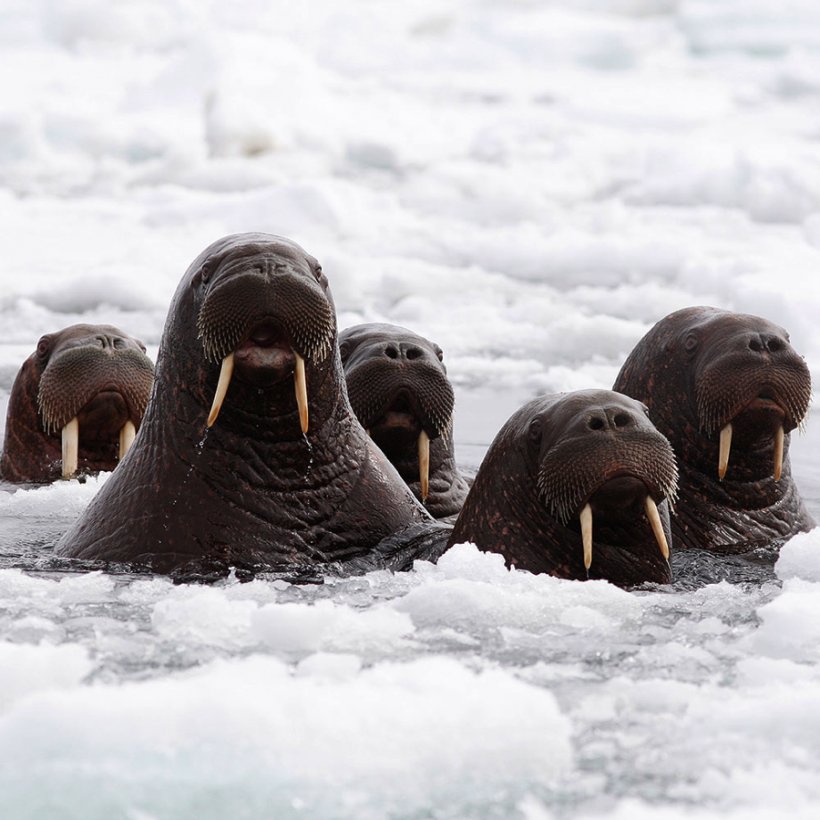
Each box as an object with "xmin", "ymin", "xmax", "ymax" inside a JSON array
[
  {"xmin": 119, "ymin": 420, "xmax": 136, "ymax": 459},
  {"xmin": 644, "ymin": 496, "xmax": 669, "ymax": 560},
  {"xmin": 774, "ymin": 424, "xmax": 784, "ymax": 481},
  {"xmin": 580, "ymin": 502, "xmax": 593, "ymax": 570},
  {"xmin": 418, "ymin": 430, "xmax": 430, "ymax": 502},
  {"xmin": 294, "ymin": 352, "xmax": 309, "ymax": 434},
  {"xmin": 62, "ymin": 417, "xmax": 79, "ymax": 478},
  {"xmin": 718, "ymin": 423, "xmax": 732, "ymax": 480},
  {"xmin": 207, "ymin": 353, "xmax": 235, "ymax": 428}
]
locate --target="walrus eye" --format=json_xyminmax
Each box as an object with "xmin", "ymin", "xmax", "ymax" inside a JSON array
[
  {"xmin": 339, "ymin": 339, "xmax": 352, "ymax": 362},
  {"xmin": 434, "ymin": 345, "xmax": 444, "ymax": 362},
  {"xmin": 313, "ymin": 264, "xmax": 323, "ymax": 282},
  {"xmin": 528, "ymin": 418, "xmax": 542, "ymax": 444},
  {"xmin": 684, "ymin": 333, "xmax": 699, "ymax": 354},
  {"xmin": 36, "ymin": 336, "xmax": 51, "ymax": 359},
  {"xmin": 194, "ymin": 261, "xmax": 214, "ymax": 288}
]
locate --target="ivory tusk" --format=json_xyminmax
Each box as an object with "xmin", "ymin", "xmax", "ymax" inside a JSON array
[
  {"xmin": 774, "ymin": 425, "xmax": 784, "ymax": 482},
  {"xmin": 119, "ymin": 420, "xmax": 136, "ymax": 459},
  {"xmin": 294, "ymin": 353, "xmax": 309, "ymax": 434},
  {"xmin": 207, "ymin": 353, "xmax": 235, "ymax": 428},
  {"xmin": 645, "ymin": 496, "xmax": 670, "ymax": 560},
  {"xmin": 62, "ymin": 417, "xmax": 79, "ymax": 478},
  {"xmin": 718, "ymin": 423, "xmax": 732, "ymax": 480},
  {"xmin": 580, "ymin": 502, "xmax": 593, "ymax": 570},
  {"xmin": 418, "ymin": 430, "xmax": 430, "ymax": 502}
]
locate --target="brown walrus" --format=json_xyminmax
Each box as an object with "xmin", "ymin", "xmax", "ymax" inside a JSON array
[
  {"xmin": 448, "ymin": 389, "xmax": 678, "ymax": 586},
  {"xmin": 1, "ymin": 324, "xmax": 154, "ymax": 483},
  {"xmin": 339, "ymin": 323, "xmax": 470, "ymax": 519},
  {"xmin": 613, "ymin": 306, "xmax": 814, "ymax": 553},
  {"xmin": 56, "ymin": 233, "xmax": 432, "ymax": 575}
]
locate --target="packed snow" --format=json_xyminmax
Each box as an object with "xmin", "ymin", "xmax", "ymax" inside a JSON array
[{"xmin": 2, "ymin": 0, "xmax": 820, "ymax": 817}]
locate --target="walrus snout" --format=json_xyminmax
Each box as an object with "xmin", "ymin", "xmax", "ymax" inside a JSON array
[
  {"xmin": 37, "ymin": 344, "xmax": 153, "ymax": 478},
  {"xmin": 746, "ymin": 330, "xmax": 788, "ymax": 354},
  {"xmin": 583, "ymin": 403, "xmax": 645, "ymax": 434},
  {"xmin": 693, "ymin": 322, "xmax": 810, "ymax": 482},
  {"xmin": 574, "ymin": 475, "xmax": 671, "ymax": 570},
  {"xmin": 196, "ymin": 262, "xmax": 336, "ymax": 433}
]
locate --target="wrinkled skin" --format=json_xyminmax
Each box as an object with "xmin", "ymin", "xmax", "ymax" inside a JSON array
[
  {"xmin": 339, "ymin": 323, "xmax": 470, "ymax": 518},
  {"xmin": 614, "ymin": 306, "xmax": 813, "ymax": 553},
  {"xmin": 57, "ymin": 233, "xmax": 431, "ymax": 575},
  {"xmin": 449, "ymin": 390, "xmax": 678, "ymax": 586},
  {"xmin": 1, "ymin": 324, "xmax": 154, "ymax": 483}
]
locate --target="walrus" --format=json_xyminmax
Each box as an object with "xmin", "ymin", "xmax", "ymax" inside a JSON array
[
  {"xmin": 448, "ymin": 389, "xmax": 679, "ymax": 586},
  {"xmin": 613, "ymin": 306, "xmax": 814, "ymax": 553},
  {"xmin": 56, "ymin": 233, "xmax": 433, "ymax": 575},
  {"xmin": 1, "ymin": 324, "xmax": 154, "ymax": 483},
  {"xmin": 339, "ymin": 323, "xmax": 470, "ymax": 518}
]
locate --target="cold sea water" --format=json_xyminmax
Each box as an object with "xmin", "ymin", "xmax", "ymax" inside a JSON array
[{"xmin": 3, "ymin": 1, "xmax": 820, "ymax": 818}]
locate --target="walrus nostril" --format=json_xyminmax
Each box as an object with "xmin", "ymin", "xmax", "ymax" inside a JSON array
[
  {"xmin": 588, "ymin": 416, "xmax": 605, "ymax": 431},
  {"xmin": 748, "ymin": 336, "xmax": 764, "ymax": 353},
  {"xmin": 404, "ymin": 346, "xmax": 423, "ymax": 360},
  {"xmin": 612, "ymin": 412, "xmax": 632, "ymax": 428},
  {"xmin": 766, "ymin": 336, "xmax": 784, "ymax": 353},
  {"xmin": 384, "ymin": 345, "xmax": 399, "ymax": 359}
]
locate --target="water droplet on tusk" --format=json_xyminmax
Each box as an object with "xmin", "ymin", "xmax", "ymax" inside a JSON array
[{"xmin": 62, "ymin": 417, "xmax": 79, "ymax": 478}]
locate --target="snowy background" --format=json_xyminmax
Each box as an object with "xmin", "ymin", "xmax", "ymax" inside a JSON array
[{"xmin": 2, "ymin": 0, "xmax": 820, "ymax": 818}]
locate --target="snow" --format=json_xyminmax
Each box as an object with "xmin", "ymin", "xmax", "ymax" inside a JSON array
[{"xmin": 2, "ymin": 0, "xmax": 820, "ymax": 817}]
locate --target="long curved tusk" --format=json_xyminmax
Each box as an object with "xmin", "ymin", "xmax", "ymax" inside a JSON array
[
  {"xmin": 718, "ymin": 423, "xmax": 732, "ymax": 480},
  {"xmin": 645, "ymin": 496, "xmax": 670, "ymax": 560},
  {"xmin": 119, "ymin": 420, "xmax": 136, "ymax": 459},
  {"xmin": 418, "ymin": 430, "xmax": 430, "ymax": 502},
  {"xmin": 62, "ymin": 416, "xmax": 79, "ymax": 478},
  {"xmin": 294, "ymin": 353, "xmax": 309, "ymax": 434},
  {"xmin": 207, "ymin": 353, "xmax": 235, "ymax": 428},
  {"xmin": 580, "ymin": 502, "xmax": 593, "ymax": 570},
  {"xmin": 774, "ymin": 425, "xmax": 784, "ymax": 481}
]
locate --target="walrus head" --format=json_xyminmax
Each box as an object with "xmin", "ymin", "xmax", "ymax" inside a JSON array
[
  {"xmin": 188, "ymin": 234, "xmax": 336, "ymax": 434},
  {"xmin": 339, "ymin": 323, "xmax": 455, "ymax": 503},
  {"xmin": 1, "ymin": 324, "xmax": 154, "ymax": 483},
  {"xmin": 449, "ymin": 390, "xmax": 679, "ymax": 586},
  {"xmin": 613, "ymin": 306, "xmax": 813, "ymax": 552}
]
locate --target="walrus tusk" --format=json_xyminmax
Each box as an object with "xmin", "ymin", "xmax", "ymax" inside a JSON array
[
  {"xmin": 294, "ymin": 352, "xmax": 309, "ymax": 434},
  {"xmin": 119, "ymin": 420, "xmax": 136, "ymax": 459},
  {"xmin": 645, "ymin": 496, "xmax": 670, "ymax": 560},
  {"xmin": 207, "ymin": 353, "xmax": 235, "ymax": 428},
  {"xmin": 418, "ymin": 430, "xmax": 430, "ymax": 502},
  {"xmin": 62, "ymin": 416, "xmax": 79, "ymax": 478},
  {"xmin": 580, "ymin": 502, "xmax": 593, "ymax": 570},
  {"xmin": 774, "ymin": 424, "xmax": 784, "ymax": 481},
  {"xmin": 718, "ymin": 423, "xmax": 732, "ymax": 480}
]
